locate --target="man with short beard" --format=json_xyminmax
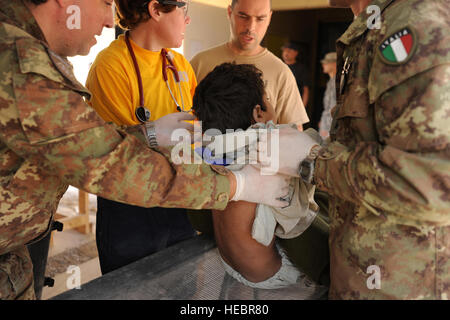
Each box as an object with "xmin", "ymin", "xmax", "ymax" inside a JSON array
[{"xmin": 190, "ymin": 0, "xmax": 309, "ymax": 130}]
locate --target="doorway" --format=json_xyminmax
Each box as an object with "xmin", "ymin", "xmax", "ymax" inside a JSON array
[{"xmin": 264, "ymin": 8, "xmax": 353, "ymax": 129}]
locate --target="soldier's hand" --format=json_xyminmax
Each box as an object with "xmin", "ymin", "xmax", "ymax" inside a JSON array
[
  {"xmin": 257, "ymin": 127, "xmax": 320, "ymax": 177},
  {"xmin": 154, "ymin": 112, "xmax": 195, "ymax": 147},
  {"xmin": 230, "ymin": 165, "xmax": 291, "ymax": 208}
]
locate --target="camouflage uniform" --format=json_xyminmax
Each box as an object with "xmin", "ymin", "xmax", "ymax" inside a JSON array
[
  {"xmin": 0, "ymin": 1, "xmax": 230, "ymax": 300},
  {"xmin": 314, "ymin": 0, "xmax": 450, "ymax": 299}
]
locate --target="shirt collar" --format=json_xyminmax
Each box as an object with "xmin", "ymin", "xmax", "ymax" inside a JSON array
[
  {"xmin": 0, "ymin": 0, "xmax": 47, "ymax": 43},
  {"xmin": 337, "ymin": 0, "xmax": 395, "ymax": 45}
]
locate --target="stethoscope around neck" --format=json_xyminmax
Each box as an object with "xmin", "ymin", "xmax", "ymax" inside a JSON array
[{"xmin": 124, "ymin": 31, "xmax": 191, "ymax": 124}]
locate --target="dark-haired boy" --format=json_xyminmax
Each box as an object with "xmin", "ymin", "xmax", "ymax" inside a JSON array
[{"xmin": 192, "ymin": 63, "xmax": 315, "ymax": 288}]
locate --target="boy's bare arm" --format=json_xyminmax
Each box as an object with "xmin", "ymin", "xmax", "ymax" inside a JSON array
[{"xmin": 212, "ymin": 201, "xmax": 281, "ymax": 283}]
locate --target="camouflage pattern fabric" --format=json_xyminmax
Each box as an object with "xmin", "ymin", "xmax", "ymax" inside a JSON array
[
  {"xmin": 319, "ymin": 76, "xmax": 336, "ymax": 136},
  {"xmin": 0, "ymin": 0, "xmax": 230, "ymax": 300},
  {"xmin": 314, "ymin": 0, "xmax": 450, "ymax": 299}
]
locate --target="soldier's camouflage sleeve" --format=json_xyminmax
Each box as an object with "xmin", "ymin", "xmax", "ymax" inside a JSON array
[
  {"xmin": 315, "ymin": 40, "xmax": 450, "ymax": 225},
  {"xmin": 0, "ymin": 0, "xmax": 231, "ymax": 300},
  {"xmin": 11, "ymin": 81, "xmax": 231, "ymax": 211},
  {"xmin": 0, "ymin": 34, "xmax": 230, "ymax": 258}
]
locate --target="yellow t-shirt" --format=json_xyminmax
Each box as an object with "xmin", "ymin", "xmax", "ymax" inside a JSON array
[{"xmin": 86, "ymin": 34, "xmax": 197, "ymax": 125}]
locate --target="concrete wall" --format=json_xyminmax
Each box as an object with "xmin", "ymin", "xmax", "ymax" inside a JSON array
[
  {"xmin": 184, "ymin": 2, "xmax": 230, "ymax": 61},
  {"xmin": 192, "ymin": 0, "xmax": 329, "ymax": 11}
]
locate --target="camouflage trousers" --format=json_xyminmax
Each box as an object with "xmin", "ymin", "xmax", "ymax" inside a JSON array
[{"xmin": 0, "ymin": 246, "xmax": 36, "ymax": 300}]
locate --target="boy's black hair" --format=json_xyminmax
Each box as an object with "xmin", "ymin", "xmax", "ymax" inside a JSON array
[
  {"xmin": 193, "ymin": 63, "xmax": 267, "ymax": 134},
  {"xmin": 27, "ymin": 0, "xmax": 47, "ymax": 4}
]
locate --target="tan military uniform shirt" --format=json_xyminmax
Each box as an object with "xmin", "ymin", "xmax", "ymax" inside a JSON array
[
  {"xmin": 190, "ymin": 44, "xmax": 309, "ymax": 126},
  {"xmin": 0, "ymin": 1, "xmax": 230, "ymax": 300},
  {"xmin": 314, "ymin": 0, "xmax": 450, "ymax": 299}
]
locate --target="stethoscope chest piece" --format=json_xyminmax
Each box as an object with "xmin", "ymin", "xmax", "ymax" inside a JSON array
[
  {"xmin": 125, "ymin": 30, "xmax": 191, "ymax": 119},
  {"xmin": 135, "ymin": 106, "xmax": 151, "ymax": 123}
]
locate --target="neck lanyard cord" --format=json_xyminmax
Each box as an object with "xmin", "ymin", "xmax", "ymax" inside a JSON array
[
  {"xmin": 124, "ymin": 32, "xmax": 189, "ymax": 114},
  {"xmin": 125, "ymin": 31, "xmax": 145, "ymax": 108}
]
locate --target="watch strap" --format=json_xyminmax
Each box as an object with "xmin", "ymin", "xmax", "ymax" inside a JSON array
[{"xmin": 141, "ymin": 121, "xmax": 158, "ymax": 148}]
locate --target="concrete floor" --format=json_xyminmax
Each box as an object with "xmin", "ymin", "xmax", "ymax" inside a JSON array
[
  {"xmin": 41, "ymin": 187, "xmax": 326, "ymax": 300},
  {"xmin": 42, "ymin": 187, "xmax": 101, "ymax": 300}
]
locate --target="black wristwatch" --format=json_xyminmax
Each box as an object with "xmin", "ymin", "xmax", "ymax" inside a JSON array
[{"xmin": 298, "ymin": 144, "xmax": 322, "ymax": 183}]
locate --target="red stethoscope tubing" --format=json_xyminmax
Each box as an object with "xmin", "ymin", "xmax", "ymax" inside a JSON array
[
  {"xmin": 125, "ymin": 31, "xmax": 145, "ymax": 109},
  {"xmin": 161, "ymin": 48, "xmax": 180, "ymax": 82},
  {"xmin": 124, "ymin": 31, "xmax": 188, "ymax": 117}
]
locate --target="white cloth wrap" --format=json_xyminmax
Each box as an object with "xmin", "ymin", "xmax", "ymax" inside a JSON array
[
  {"xmin": 204, "ymin": 121, "xmax": 321, "ymax": 246},
  {"xmin": 219, "ymin": 245, "xmax": 301, "ymax": 289}
]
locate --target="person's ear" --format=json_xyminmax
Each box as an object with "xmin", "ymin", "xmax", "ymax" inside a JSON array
[
  {"xmin": 253, "ymin": 104, "xmax": 266, "ymax": 123},
  {"xmin": 55, "ymin": 0, "xmax": 69, "ymax": 8},
  {"xmin": 227, "ymin": 5, "xmax": 232, "ymax": 20},
  {"xmin": 267, "ymin": 10, "xmax": 273, "ymax": 24},
  {"xmin": 148, "ymin": 0, "xmax": 162, "ymax": 22}
]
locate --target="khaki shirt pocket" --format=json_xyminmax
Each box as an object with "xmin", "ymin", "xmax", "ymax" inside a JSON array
[{"xmin": 334, "ymin": 87, "xmax": 376, "ymax": 143}]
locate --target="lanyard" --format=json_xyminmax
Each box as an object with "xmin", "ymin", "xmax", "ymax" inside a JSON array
[{"xmin": 124, "ymin": 31, "xmax": 189, "ymax": 124}]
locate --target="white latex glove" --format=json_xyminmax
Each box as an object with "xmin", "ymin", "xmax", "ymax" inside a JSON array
[
  {"xmin": 258, "ymin": 127, "xmax": 319, "ymax": 177},
  {"xmin": 154, "ymin": 112, "xmax": 195, "ymax": 147},
  {"xmin": 231, "ymin": 165, "xmax": 291, "ymax": 208}
]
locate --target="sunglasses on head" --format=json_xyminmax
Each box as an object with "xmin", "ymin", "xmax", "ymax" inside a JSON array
[{"xmin": 142, "ymin": 0, "xmax": 187, "ymax": 9}]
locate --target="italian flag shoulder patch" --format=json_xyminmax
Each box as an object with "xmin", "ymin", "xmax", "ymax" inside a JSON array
[{"xmin": 379, "ymin": 27, "xmax": 417, "ymax": 65}]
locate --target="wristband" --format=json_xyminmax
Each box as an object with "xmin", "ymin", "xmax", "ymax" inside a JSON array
[
  {"xmin": 141, "ymin": 121, "xmax": 158, "ymax": 148},
  {"xmin": 231, "ymin": 170, "xmax": 245, "ymax": 201}
]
